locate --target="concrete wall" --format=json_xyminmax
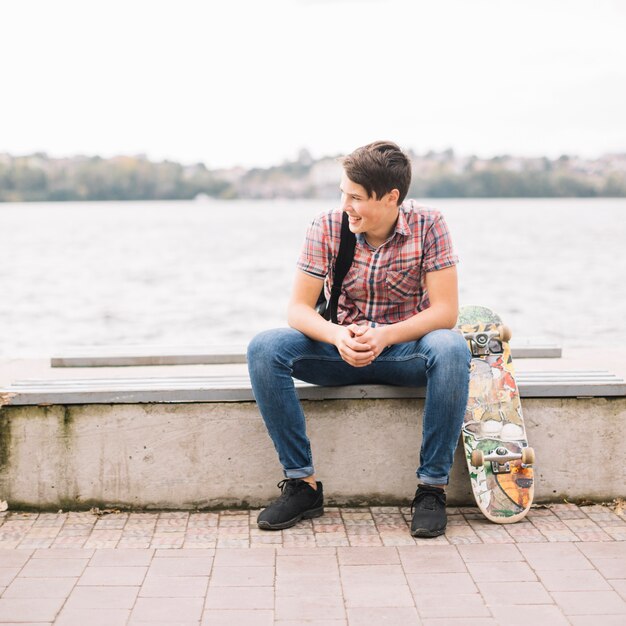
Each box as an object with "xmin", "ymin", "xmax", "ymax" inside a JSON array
[{"xmin": 0, "ymin": 398, "xmax": 624, "ymax": 510}]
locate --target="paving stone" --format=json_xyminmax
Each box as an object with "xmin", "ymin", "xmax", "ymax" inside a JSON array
[
  {"xmin": 276, "ymin": 555, "xmax": 339, "ymax": 575},
  {"xmin": 274, "ymin": 621, "xmax": 346, "ymax": 626},
  {"xmin": 610, "ymin": 578, "xmax": 626, "ymax": 600},
  {"xmin": 569, "ymin": 617, "xmax": 626, "ymax": 626},
  {"xmin": 140, "ymin": 575, "xmax": 209, "ymax": 597},
  {"xmin": 32, "ymin": 548, "xmax": 94, "ymax": 559},
  {"xmin": 79, "ymin": 565, "xmax": 148, "ymax": 586},
  {"xmin": 342, "ymin": 581, "xmax": 415, "ymax": 608},
  {"xmin": 0, "ymin": 597, "xmax": 65, "ymax": 621},
  {"xmin": 275, "ymin": 572, "xmax": 342, "ymax": 597},
  {"xmin": 55, "ymin": 608, "xmax": 131, "ymax": 626},
  {"xmin": 398, "ymin": 545, "xmax": 466, "ymax": 573},
  {"xmin": 551, "ymin": 590, "xmax": 626, "ymax": 615},
  {"xmin": 148, "ymin": 556, "xmax": 213, "ymax": 576},
  {"xmin": 154, "ymin": 548, "xmax": 215, "ymax": 559},
  {"xmin": 457, "ymin": 543, "xmax": 523, "ymax": 562},
  {"xmin": 90, "ymin": 548, "xmax": 154, "ymax": 566},
  {"xmin": 421, "ymin": 619, "xmax": 498, "ymax": 625},
  {"xmin": 3, "ymin": 576, "xmax": 77, "ymax": 598},
  {"xmin": 64, "ymin": 585, "xmax": 139, "ymax": 609},
  {"xmin": 130, "ymin": 621, "xmax": 199, "ymax": 626},
  {"xmin": 205, "ymin": 585, "xmax": 274, "ymax": 610},
  {"xmin": 474, "ymin": 528, "xmax": 516, "ymax": 544},
  {"xmin": 477, "ymin": 581, "xmax": 553, "ymax": 605},
  {"xmin": 0, "ymin": 549, "xmax": 32, "ymax": 568},
  {"xmin": 210, "ymin": 565, "xmax": 275, "ymax": 586},
  {"xmin": 407, "ymin": 572, "xmax": 477, "ymax": 595},
  {"xmin": 0, "ymin": 568, "xmax": 20, "ymax": 586},
  {"xmin": 466, "ymin": 560, "xmax": 537, "ymax": 582},
  {"xmin": 504, "ymin": 525, "xmax": 548, "ymax": 543},
  {"xmin": 130, "ymin": 597, "xmax": 205, "ymax": 622},
  {"xmin": 347, "ymin": 606, "xmax": 421, "ymax": 625},
  {"xmin": 490, "ymin": 604, "xmax": 570, "ymax": 625},
  {"xmin": 517, "ymin": 542, "xmax": 593, "ymax": 570},
  {"xmin": 275, "ymin": 594, "xmax": 345, "ymax": 620},
  {"xmin": 576, "ymin": 541, "xmax": 626, "ymax": 559},
  {"xmin": 337, "ymin": 547, "xmax": 399, "ymax": 565},
  {"xmin": 214, "ymin": 548, "xmax": 275, "ymax": 566},
  {"xmin": 201, "ymin": 609, "xmax": 274, "ymax": 626},
  {"xmin": 347, "ymin": 535, "xmax": 384, "ymax": 546},
  {"xmin": 19, "ymin": 558, "xmax": 89, "ymax": 578},
  {"xmin": 340, "ymin": 564, "xmax": 406, "ymax": 586},
  {"xmin": 413, "ymin": 593, "xmax": 490, "ymax": 618},
  {"xmin": 0, "ymin": 622, "xmax": 52, "ymax": 626},
  {"xmin": 538, "ymin": 569, "xmax": 613, "ymax": 591},
  {"xmin": 585, "ymin": 558, "xmax": 626, "ymax": 578}
]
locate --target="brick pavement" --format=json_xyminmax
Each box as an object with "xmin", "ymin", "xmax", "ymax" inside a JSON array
[{"xmin": 0, "ymin": 503, "xmax": 625, "ymax": 624}]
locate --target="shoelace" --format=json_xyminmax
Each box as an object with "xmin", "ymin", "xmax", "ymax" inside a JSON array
[
  {"xmin": 410, "ymin": 488, "xmax": 444, "ymax": 515},
  {"xmin": 274, "ymin": 478, "xmax": 303, "ymax": 503}
]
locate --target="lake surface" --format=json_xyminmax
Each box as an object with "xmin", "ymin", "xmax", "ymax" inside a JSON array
[{"xmin": 1, "ymin": 198, "xmax": 625, "ymax": 356}]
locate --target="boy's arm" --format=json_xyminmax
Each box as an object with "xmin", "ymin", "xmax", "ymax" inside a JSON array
[{"xmin": 287, "ymin": 270, "xmax": 375, "ymax": 367}]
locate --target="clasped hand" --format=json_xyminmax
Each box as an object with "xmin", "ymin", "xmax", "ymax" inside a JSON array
[{"xmin": 334, "ymin": 323, "xmax": 389, "ymax": 367}]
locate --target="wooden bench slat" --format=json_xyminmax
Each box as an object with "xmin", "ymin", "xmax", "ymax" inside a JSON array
[
  {"xmin": 9, "ymin": 371, "xmax": 623, "ymax": 389},
  {"xmin": 50, "ymin": 344, "xmax": 563, "ymax": 367}
]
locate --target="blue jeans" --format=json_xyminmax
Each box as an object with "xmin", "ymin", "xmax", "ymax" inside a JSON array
[{"xmin": 247, "ymin": 328, "xmax": 470, "ymax": 486}]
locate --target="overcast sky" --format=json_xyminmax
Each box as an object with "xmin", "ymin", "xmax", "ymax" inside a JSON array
[{"xmin": 1, "ymin": 0, "xmax": 625, "ymax": 168}]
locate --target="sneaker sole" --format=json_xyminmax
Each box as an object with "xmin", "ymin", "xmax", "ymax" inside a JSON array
[
  {"xmin": 411, "ymin": 526, "xmax": 446, "ymax": 538},
  {"xmin": 257, "ymin": 505, "xmax": 324, "ymax": 531}
]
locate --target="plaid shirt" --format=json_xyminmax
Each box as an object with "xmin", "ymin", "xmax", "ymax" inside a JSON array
[{"xmin": 296, "ymin": 200, "xmax": 458, "ymax": 326}]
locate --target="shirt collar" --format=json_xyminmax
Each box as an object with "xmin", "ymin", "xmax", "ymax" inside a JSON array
[{"xmin": 395, "ymin": 205, "xmax": 411, "ymax": 237}]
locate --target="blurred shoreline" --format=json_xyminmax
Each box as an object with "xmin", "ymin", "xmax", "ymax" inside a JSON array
[{"xmin": 2, "ymin": 149, "xmax": 625, "ymax": 202}]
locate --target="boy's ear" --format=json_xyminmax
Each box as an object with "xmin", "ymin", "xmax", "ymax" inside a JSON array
[{"xmin": 388, "ymin": 188, "xmax": 400, "ymax": 205}]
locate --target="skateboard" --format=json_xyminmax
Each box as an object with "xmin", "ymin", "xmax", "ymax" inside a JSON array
[{"xmin": 456, "ymin": 305, "xmax": 535, "ymax": 523}]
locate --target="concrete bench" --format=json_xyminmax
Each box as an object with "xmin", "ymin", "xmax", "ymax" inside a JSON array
[
  {"xmin": 1, "ymin": 370, "xmax": 624, "ymax": 510},
  {"xmin": 50, "ymin": 344, "xmax": 563, "ymax": 367}
]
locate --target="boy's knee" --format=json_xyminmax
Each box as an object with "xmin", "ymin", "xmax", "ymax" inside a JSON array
[
  {"xmin": 247, "ymin": 329, "xmax": 281, "ymax": 363},
  {"xmin": 247, "ymin": 328, "xmax": 303, "ymax": 366},
  {"xmin": 425, "ymin": 329, "xmax": 470, "ymax": 363}
]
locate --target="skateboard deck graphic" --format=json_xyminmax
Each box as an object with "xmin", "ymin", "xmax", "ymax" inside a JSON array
[{"xmin": 457, "ymin": 305, "xmax": 535, "ymax": 523}]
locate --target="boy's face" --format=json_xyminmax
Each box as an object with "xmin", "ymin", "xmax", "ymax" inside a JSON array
[{"xmin": 339, "ymin": 171, "xmax": 398, "ymax": 238}]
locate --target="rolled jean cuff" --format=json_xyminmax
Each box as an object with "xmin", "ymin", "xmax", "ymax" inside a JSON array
[
  {"xmin": 284, "ymin": 466, "xmax": 315, "ymax": 479},
  {"xmin": 417, "ymin": 472, "xmax": 449, "ymax": 486}
]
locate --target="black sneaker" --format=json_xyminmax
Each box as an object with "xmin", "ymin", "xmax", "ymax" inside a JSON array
[
  {"xmin": 257, "ymin": 479, "xmax": 324, "ymax": 530},
  {"xmin": 410, "ymin": 484, "xmax": 447, "ymax": 537}
]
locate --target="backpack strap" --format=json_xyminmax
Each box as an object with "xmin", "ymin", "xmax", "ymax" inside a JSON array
[{"xmin": 328, "ymin": 211, "xmax": 356, "ymax": 323}]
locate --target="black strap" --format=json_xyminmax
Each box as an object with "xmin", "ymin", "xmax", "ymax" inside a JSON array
[{"xmin": 327, "ymin": 212, "xmax": 356, "ymax": 323}]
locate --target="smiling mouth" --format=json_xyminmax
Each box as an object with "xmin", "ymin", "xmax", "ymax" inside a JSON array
[{"xmin": 348, "ymin": 215, "xmax": 362, "ymax": 223}]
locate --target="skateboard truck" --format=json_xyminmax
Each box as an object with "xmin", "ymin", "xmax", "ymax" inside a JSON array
[
  {"xmin": 470, "ymin": 446, "xmax": 535, "ymax": 471},
  {"xmin": 464, "ymin": 326, "xmax": 511, "ymax": 357}
]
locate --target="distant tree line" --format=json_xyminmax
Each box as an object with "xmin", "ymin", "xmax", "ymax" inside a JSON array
[
  {"xmin": 0, "ymin": 151, "xmax": 624, "ymax": 201},
  {"xmin": 0, "ymin": 155, "xmax": 232, "ymax": 202},
  {"xmin": 408, "ymin": 170, "xmax": 626, "ymax": 198}
]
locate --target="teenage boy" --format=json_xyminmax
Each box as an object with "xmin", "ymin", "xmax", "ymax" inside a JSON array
[{"xmin": 247, "ymin": 141, "xmax": 470, "ymax": 537}]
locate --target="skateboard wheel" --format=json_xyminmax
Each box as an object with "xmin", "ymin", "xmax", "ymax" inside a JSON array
[
  {"xmin": 521, "ymin": 447, "xmax": 535, "ymax": 465},
  {"xmin": 471, "ymin": 449, "xmax": 485, "ymax": 467},
  {"xmin": 499, "ymin": 325, "xmax": 512, "ymax": 342}
]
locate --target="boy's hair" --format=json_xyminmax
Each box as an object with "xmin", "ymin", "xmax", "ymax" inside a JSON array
[{"xmin": 341, "ymin": 140, "xmax": 412, "ymax": 205}]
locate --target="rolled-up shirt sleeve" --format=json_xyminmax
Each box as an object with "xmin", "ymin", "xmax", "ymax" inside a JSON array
[
  {"xmin": 422, "ymin": 213, "xmax": 459, "ymax": 272},
  {"xmin": 296, "ymin": 214, "xmax": 330, "ymax": 278}
]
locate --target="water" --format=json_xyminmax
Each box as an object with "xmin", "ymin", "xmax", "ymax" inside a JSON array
[{"xmin": 1, "ymin": 198, "xmax": 625, "ymax": 356}]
